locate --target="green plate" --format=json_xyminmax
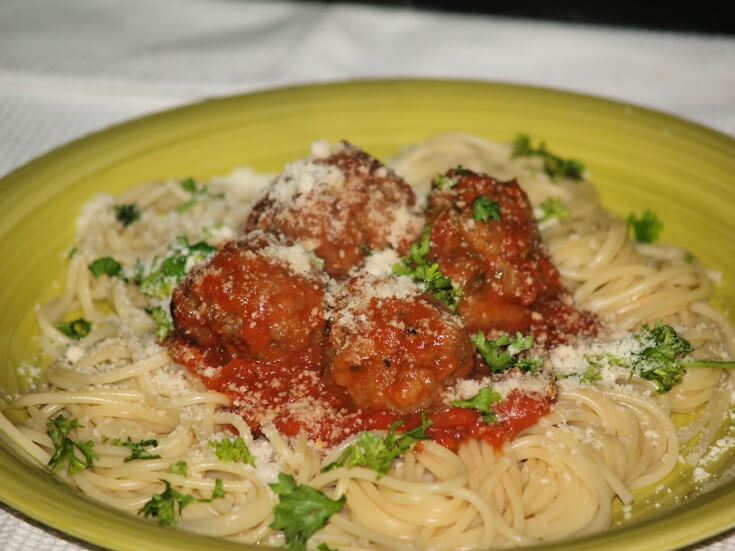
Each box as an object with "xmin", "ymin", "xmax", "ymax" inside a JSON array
[{"xmin": 0, "ymin": 80, "xmax": 734, "ymax": 550}]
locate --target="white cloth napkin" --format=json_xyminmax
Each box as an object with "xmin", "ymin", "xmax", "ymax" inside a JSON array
[{"xmin": 1, "ymin": 0, "xmax": 734, "ymax": 549}]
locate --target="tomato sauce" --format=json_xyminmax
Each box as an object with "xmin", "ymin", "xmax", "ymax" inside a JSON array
[{"xmin": 170, "ymin": 338, "xmax": 551, "ymax": 450}]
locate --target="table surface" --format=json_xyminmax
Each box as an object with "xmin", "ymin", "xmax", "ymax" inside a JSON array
[{"xmin": 1, "ymin": 1, "xmax": 734, "ymax": 549}]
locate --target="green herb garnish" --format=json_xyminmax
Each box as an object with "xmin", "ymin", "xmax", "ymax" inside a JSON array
[
  {"xmin": 626, "ymin": 209, "xmax": 663, "ymax": 243},
  {"xmin": 176, "ymin": 178, "xmax": 225, "ymax": 214},
  {"xmin": 393, "ymin": 226, "xmax": 462, "ymax": 312},
  {"xmin": 512, "ymin": 134, "xmax": 585, "ymax": 181},
  {"xmin": 451, "ymin": 387, "xmax": 501, "ymax": 423},
  {"xmin": 209, "ymin": 436, "xmax": 255, "ymax": 465},
  {"xmin": 322, "ymin": 411, "xmax": 432, "ymax": 475},
  {"xmin": 145, "ymin": 305, "xmax": 173, "ymax": 341},
  {"xmin": 359, "ymin": 243, "xmax": 373, "ymax": 257},
  {"xmin": 139, "ymin": 478, "xmax": 224, "ymax": 526},
  {"xmin": 472, "ymin": 331, "xmax": 544, "ymax": 373},
  {"xmin": 88, "ymin": 256, "xmax": 127, "ymax": 281},
  {"xmin": 472, "ymin": 195, "xmax": 501, "ymax": 223},
  {"xmin": 135, "ymin": 236, "xmax": 216, "ymax": 299},
  {"xmin": 269, "ymin": 473, "xmax": 345, "ymax": 550},
  {"xmin": 431, "ymin": 165, "xmax": 468, "ymax": 190},
  {"xmin": 168, "ymin": 461, "xmax": 188, "ymax": 476},
  {"xmin": 537, "ymin": 197, "xmax": 569, "ymax": 222},
  {"xmin": 56, "ymin": 318, "xmax": 92, "ymax": 340},
  {"xmin": 46, "ymin": 415, "xmax": 99, "ymax": 475},
  {"xmin": 113, "ymin": 203, "xmax": 141, "ymax": 227},
  {"xmin": 112, "ymin": 436, "xmax": 161, "ymax": 462}
]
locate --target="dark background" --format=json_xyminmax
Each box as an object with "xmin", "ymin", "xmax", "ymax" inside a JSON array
[{"xmin": 319, "ymin": 1, "xmax": 735, "ymax": 34}]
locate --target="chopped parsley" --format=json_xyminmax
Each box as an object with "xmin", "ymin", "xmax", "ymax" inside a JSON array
[
  {"xmin": 46, "ymin": 415, "xmax": 99, "ymax": 475},
  {"xmin": 139, "ymin": 478, "xmax": 224, "ymax": 526},
  {"xmin": 113, "ymin": 203, "xmax": 141, "ymax": 227},
  {"xmin": 322, "ymin": 412, "xmax": 432, "ymax": 476},
  {"xmin": 145, "ymin": 305, "xmax": 173, "ymax": 341},
  {"xmin": 56, "ymin": 317, "xmax": 91, "ymax": 340},
  {"xmin": 88, "ymin": 256, "xmax": 127, "ymax": 281},
  {"xmin": 393, "ymin": 226, "xmax": 462, "ymax": 312},
  {"xmin": 359, "ymin": 243, "xmax": 373, "ymax": 257},
  {"xmin": 511, "ymin": 134, "xmax": 585, "ymax": 181},
  {"xmin": 269, "ymin": 473, "xmax": 345, "ymax": 550},
  {"xmin": 317, "ymin": 544, "xmax": 337, "ymax": 551},
  {"xmin": 135, "ymin": 236, "xmax": 217, "ymax": 299},
  {"xmin": 537, "ymin": 197, "xmax": 569, "ymax": 222},
  {"xmin": 626, "ymin": 209, "xmax": 663, "ymax": 243},
  {"xmin": 168, "ymin": 461, "xmax": 188, "ymax": 476},
  {"xmin": 472, "ymin": 195, "xmax": 501, "ymax": 223},
  {"xmin": 209, "ymin": 436, "xmax": 255, "ymax": 465},
  {"xmin": 451, "ymin": 387, "xmax": 501, "ymax": 424},
  {"xmin": 67, "ymin": 246, "xmax": 77, "ymax": 260},
  {"xmin": 472, "ymin": 331, "xmax": 544, "ymax": 374},
  {"xmin": 176, "ymin": 178, "xmax": 225, "ymax": 214},
  {"xmin": 575, "ymin": 323, "xmax": 735, "ymax": 393},
  {"xmin": 112, "ymin": 436, "xmax": 161, "ymax": 462},
  {"xmin": 431, "ymin": 165, "xmax": 468, "ymax": 190}
]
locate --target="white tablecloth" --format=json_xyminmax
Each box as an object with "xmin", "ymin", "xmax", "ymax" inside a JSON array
[{"xmin": 1, "ymin": 1, "xmax": 734, "ymax": 549}]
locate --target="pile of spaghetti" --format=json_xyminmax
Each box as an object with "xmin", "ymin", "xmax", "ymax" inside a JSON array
[{"xmin": 2, "ymin": 134, "xmax": 734, "ymax": 550}]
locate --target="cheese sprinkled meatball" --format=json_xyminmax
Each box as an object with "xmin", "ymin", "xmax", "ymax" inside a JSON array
[
  {"xmin": 325, "ymin": 273, "xmax": 474, "ymax": 414},
  {"xmin": 245, "ymin": 141, "xmax": 423, "ymax": 277},
  {"xmin": 169, "ymin": 231, "xmax": 327, "ymax": 372},
  {"xmin": 427, "ymin": 167, "xmax": 597, "ymax": 344}
]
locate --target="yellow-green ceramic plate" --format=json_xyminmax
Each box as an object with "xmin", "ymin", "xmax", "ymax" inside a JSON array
[{"xmin": 0, "ymin": 80, "xmax": 734, "ymax": 550}]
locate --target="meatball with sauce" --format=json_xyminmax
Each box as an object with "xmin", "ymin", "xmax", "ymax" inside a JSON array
[
  {"xmin": 427, "ymin": 167, "xmax": 596, "ymax": 345},
  {"xmin": 325, "ymin": 273, "xmax": 474, "ymax": 414},
  {"xmin": 245, "ymin": 141, "xmax": 423, "ymax": 277},
  {"xmin": 168, "ymin": 231, "xmax": 328, "ymax": 378}
]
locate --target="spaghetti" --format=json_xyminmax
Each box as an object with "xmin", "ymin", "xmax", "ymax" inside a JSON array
[{"xmin": 2, "ymin": 133, "xmax": 733, "ymax": 549}]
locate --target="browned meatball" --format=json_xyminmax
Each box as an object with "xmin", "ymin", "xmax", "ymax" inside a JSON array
[
  {"xmin": 325, "ymin": 274, "xmax": 474, "ymax": 414},
  {"xmin": 168, "ymin": 231, "xmax": 328, "ymax": 373},
  {"xmin": 245, "ymin": 141, "xmax": 423, "ymax": 277},
  {"xmin": 427, "ymin": 167, "xmax": 596, "ymax": 345}
]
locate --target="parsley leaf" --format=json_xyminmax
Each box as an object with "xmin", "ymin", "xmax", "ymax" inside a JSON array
[
  {"xmin": 472, "ymin": 195, "xmax": 501, "ymax": 223},
  {"xmin": 168, "ymin": 461, "xmax": 188, "ymax": 476},
  {"xmin": 359, "ymin": 243, "xmax": 373, "ymax": 257},
  {"xmin": 472, "ymin": 331, "xmax": 544, "ymax": 374},
  {"xmin": 269, "ymin": 473, "xmax": 345, "ymax": 550},
  {"xmin": 176, "ymin": 178, "xmax": 225, "ymax": 214},
  {"xmin": 579, "ymin": 323, "xmax": 735, "ymax": 393},
  {"xmin": 451, "ymin": 387, "xmax": 501, "ymax": 424},
  {"xmin": 431, "ymin": 165, "xmax": 468, "ymax": 190},
  {"xmin": 209, "ymin": 436, "xmax": 255, "ymax": 465},
  {"xmin": 322, "ymin": 412, "xmax": 432, "ymax": 476},
  {"xmin": 113, "ymin": 203, "xmax": 141, "ymax": 227},
  {"xmin": 135, "ymin": 236, "xmax": 217, "ymax": 299},
  {"xmin": 317, "ymin": 543, "xmax": 337, "ymax": 551},
  {"xmin": 393, "ymin": 226, "xmax": 462, "ymax": 312},
  {"xmin": 139, "ymin": 478, "xmax": 224, "ymax": 526},
  {"xmin": 626, "ymin": 209, "xmax": 663, "ymax": 243},
  {"xmin": 537, "ymin": 197, "xmax": 569, "ymax": 222},
  {"xmin": 56, "ymin": 318, "xmax": 92, "ymax": 340},
  {"xmin": 88, "ymin": 256, "xmax": 127, "ymax": 281},
  {"xmin": 46, "ymin": 415, "xmax": 99, "ymax": 475},
  {"xmin": 145, "ymin": 305, "xmax": 173, "ymax": 341},
  {"xmin": 511, "ymin": 134, "xmax": 585, "ymax": 181},
  {"xmin": 112, "ymin": 436, "xmax": 161, "ymax": 462}
]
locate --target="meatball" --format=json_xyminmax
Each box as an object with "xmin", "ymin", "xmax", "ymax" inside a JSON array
[
  {"xmin": 168, "ymin": 231, "xmax": 327, "ymax": 374},
  {"xmin": 427, "ymin": 167, "xmax": 596, "ymax": 344},
  {"xmin": 325, "ymin": 274, "xmax": 474, "ymax": 414},
  {"xmin": 245, "ymin": 141, "xmax": 423, "ymax": 277}
]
